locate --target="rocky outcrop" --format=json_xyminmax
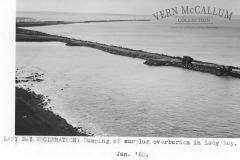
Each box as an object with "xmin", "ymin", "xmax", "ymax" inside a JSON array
[{"xmin": 144, "ymin": 59, "xmax": 240, "ymax": 78}]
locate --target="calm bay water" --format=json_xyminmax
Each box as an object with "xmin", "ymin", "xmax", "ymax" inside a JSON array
[
  {"xmin": 16, "ymin": 42, "xmax": 240, "ymax": 137},
  {"xmin": 25, "ymin": 18, "xmax": 240, "ymax": 67}
]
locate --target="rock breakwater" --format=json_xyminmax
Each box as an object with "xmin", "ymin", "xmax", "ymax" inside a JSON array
[
  {"xmin": 144, "ymin": 59, "xmax": 240, "ymax": 78},
  {"xmin": 17, "ymin": 28, "xmax": 240, "ymax": 79}
]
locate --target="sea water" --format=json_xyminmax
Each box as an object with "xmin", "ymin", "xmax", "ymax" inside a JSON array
[
  {"xmin": 16, "ymin": 41, "xmax": 240, "ymax": 137},
  {"xmin": 16, "ymin": 14, "xmax": 240, "ymax": 137},
  {"xmin": 25, "ymin": 17, "xmax": 240, "ymax": 67}
]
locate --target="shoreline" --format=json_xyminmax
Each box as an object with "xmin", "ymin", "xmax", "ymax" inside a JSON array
[
  {"xmin": 15, "ymin": 25, "xmax": 240, "ymax": 136},
  {"xmin": 16, "ymin": 19, "xmax": 150, "ymax": 27},
  {"xmin": 16, "ymin": 27, "xmax": 240, "ymax": 79},
  {"xmin": 15, "ymin": 68, "xmax": 93, "ymax": 136},
  {"xmin": 15, "ymin": 87, "xmax": 92, "ymax": 136}
]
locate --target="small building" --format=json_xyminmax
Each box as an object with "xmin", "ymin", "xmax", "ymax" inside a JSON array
[
  {"xmin": 16, "ymin": 17, "xmax": 37, "ymax": 23},
  {"xmin": 225, "ymin": 66, "xmax": 232, "ymax": 71},
  {"xmin": 228, "ymin": 67, "xmax": 240, "ymax": 72},
  {"xmin": 182, "ymin": 56, "xmax": 194, "ymax": 64}
]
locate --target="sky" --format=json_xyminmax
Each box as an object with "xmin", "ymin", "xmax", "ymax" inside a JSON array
[{"xmin": 17, "ymin": 0, "xmax": 240, "ymax": 15}]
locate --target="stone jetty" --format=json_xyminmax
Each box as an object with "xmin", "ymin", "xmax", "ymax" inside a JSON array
[
  {"xmin": 16, "ymin": 28, "xmax": 240, "ymax": 79},
  {"xmin": 66, "ymin": 40, "xmax": 240, "ymax": 78},
  {"xmin": 144, "ymin": 58, "xmax": 240, "ymax": 78}
]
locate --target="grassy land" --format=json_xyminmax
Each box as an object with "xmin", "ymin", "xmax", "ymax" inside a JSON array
[{"xmin": 16, "ymin": 28, "xmax": 70, "ymax": 42}]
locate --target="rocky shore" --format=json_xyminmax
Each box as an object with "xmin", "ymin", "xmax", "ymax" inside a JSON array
[
  {"xmin": 144, "ymin": 59, "xmax": 240, "ymax": 78},
  {"xmin": 16, "ymin": 87, "xmax": 92, "ymax": 136},
  {"xmin": 15, "ymin": 68, "xmax": 92, "ymax": 136}
]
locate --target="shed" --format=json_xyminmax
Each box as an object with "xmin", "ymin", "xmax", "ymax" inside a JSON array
[{"xmin": 182, "ymin": 56, "xmax": 194, "ymax": 64}]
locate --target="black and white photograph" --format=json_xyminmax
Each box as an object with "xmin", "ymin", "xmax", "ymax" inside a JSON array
[{"xmin": 1, "ymin": 0, "xmax": 240, "ymax": 159}]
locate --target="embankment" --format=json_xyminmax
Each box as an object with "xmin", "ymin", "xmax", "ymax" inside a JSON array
[
  {"xmin": 144, "ymin": 59, "xmax": 240, "ymax": 78},
  {"xmin": 16, "ymin": 28, "xmax": 240, "ymax": 79},
  {"xmin": 66, "ymin": 41, "xmax": 240, "ymax": 78}
]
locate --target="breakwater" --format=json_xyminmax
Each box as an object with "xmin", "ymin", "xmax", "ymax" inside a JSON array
[
  {"xmin": 66, "ymin": 41, "xmax": 173, "ymax": 60},
  {"xmin": 144, "ymin": 59, "xmax": 240, "ymax": 78},
  {"xmin": 66, "ymin": 41, "xmax": 240, "ymax": 79},
  {"xmin": 16, "ymin": 28, "xmax": 240, "ymax": 79}
]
